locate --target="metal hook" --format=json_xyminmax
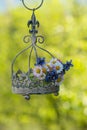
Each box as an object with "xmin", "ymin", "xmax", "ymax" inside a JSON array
[{"xmin": 21, "ymin": 0, "xmax": 44, "ymax": 11}]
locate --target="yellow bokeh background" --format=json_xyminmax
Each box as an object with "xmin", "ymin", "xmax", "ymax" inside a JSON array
[{"xmin": 0, "ymin": 0, "xmax": 87, "ymax": 130}]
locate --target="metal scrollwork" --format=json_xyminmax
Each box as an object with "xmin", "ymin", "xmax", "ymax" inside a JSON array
[
  {"xmin": 23, "ymin": 35, "xmax": 31, "ymax": 43},
  {"xmin": 36, "ymin": 35, "xmax": 44, "ymax": 44}
]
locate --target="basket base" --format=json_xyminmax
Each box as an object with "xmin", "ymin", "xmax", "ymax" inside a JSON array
[{"xmin": 12, "ymin": 85, "xmax": 59, "ymax": 95}]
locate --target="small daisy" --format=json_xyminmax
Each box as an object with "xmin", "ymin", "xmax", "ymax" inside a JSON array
[
  {"xmin": 54, "ymin": 60, "xmax": 63, "ymax": 73},
  {"xmin": 39, "ymin": 73, "xmax": 46, "ymax": 80},
  {"xmin": 33, "ymin": 66, "xmax": 42, "ymax": 78},
  {"xmin": 50, "ymin": 58, "xmax": 63, "ymax": 73},
  {"xmin": 42, "ymin": 67, "xmax": 47, "ymax": 74},
  {"xmin": 55, "ymin": 75, "xmax": 64, "ymax": 86},
  {"xmin": 50, "ymin": 58, "xmax": 58, "ymax": 66},
  {"xmin": 46, "ymin": 63, "xmax": 53, "ymax": 71}
]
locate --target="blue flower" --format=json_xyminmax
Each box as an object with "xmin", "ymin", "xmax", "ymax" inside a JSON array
[
  {"xmin": 35, "ymin": 57, "xmax": 45, "ymax": 66},
  {"xmin": 45, "ymin": 70, "xmax": 58, "ymax": 82},
  {"xmin": 63, "ymin": 60, "xmax": 73, "ymax": 71}
]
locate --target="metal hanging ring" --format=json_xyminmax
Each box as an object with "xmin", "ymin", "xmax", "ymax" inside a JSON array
[{"xmin": 21, "ymin": 0, "xmax": 44, "ymax": 11}]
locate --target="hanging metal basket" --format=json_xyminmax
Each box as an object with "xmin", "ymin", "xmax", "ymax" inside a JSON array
[{"xmin": 11, "ymin": 0, "xmax": 73, "ymax": 100}]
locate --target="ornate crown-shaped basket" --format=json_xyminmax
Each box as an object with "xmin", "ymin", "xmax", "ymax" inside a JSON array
[{"xmin": 11, "ymin": 0, "xmax": 73, "ymax": 100}]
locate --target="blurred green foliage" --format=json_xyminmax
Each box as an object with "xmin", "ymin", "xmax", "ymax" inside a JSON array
[{"xmin": 0, "ymin": 0, "xmax": 87, "ymax": 130}]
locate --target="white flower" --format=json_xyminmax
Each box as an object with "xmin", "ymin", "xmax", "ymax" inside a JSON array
[
  {"xmin": 50, "ymin": 58, "xmax": 58, "ymax": 66},
  {"xmin": 45, "ymin": 62, "xmax": 53, "ymax": 71},
  {"xmin": 55, "ymin": 75, "xmax": 64, "ymax": 86},
  {"xmin": 42, "ymin": 66, "xmax": 47, "ymax": 74},
  {"xmin": 54, "ymin": 60, "xmax": 63, "ymax": 73},
  {"xmin": 33, "ymin": 66, "xmax": 46, "ymax": 80},
  {"xmin": 50, "ymin": 58, "xmax": 63, "ymax": 73},
  {"xmin": 39, "ymin": 73, "xmax": 46, "ymax": 80},
  {"xmin": 33, "ymin": 66, "xmax": 42, "ymax": 78}
]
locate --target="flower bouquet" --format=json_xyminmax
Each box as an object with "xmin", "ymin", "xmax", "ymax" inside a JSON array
[
  {"xmin": 12, "ymin": 57, "xmax": 73, "ymax": 97},
  {"xmin": 33, "ymin": 57, "xmax": 73, "ymax": 85}
]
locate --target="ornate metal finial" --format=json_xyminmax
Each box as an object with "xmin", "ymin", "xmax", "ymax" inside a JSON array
[
  {"xmin": 21, "ymin": 0, "xmax": 43, "ymax": 34},
  {"xmin": 27, "ymin": 10, "xmax": 39, "ymax": 34},
  {"xmin": 21, "ymin": 0, "xmax": 44, "ymax": 45}
]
